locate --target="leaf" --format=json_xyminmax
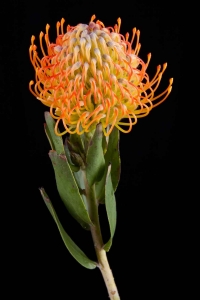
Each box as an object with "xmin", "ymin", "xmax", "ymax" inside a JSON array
[
  {"xmin": 64, "ymin": 138, "xmax": 80, "ymax": 172},
  {"xmin": 69, "ymin": 133, "xmax": 84, "ymax": 155},
  {"xmin": 44, "ymin": 124, "xmax": 54, "ymax": 150},
  {"xmin": 95, "ymin": 127, "xmax": 120, "ymax": 203},
  {"xmin": 82, "ymin": 130, "xmax": 95, "ymax": 154},
  {"xmin": 95, "ymin": 172, "xmax": 106, "ymax": 204},
  {"xmin": 86, "ymin": 124, "xmax": 105, "ymax": 186},
  {"xmin": 103, "ymin": 166, "xmax": 117, "ymax": 251},
  {"xmin": 105, "ymin": 127, "xmax": 121, "ymax": 192},
  {"xmin": 44, "ymin": 112, "xmax": 65, "ymax": 155},
  {"xmin": 73, "ymin": 169, "xmax": 88, "ymax": 211},
  {"xmin": 70, "ymin": 152, "xmax": 85, "ymax": 169},
  {"xmin": 102, "ymin": 134, "xmax": 108, "ymax": 155},
  {"xmin": 40, "ymin": 188, "xmax": 96, "ymax": 269},
  {"xmin": 49, "ymin": 150, "xmax": 92, "ymax": 229}
]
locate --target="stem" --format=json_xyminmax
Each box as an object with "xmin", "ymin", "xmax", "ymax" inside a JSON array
[{"xmin": 83, "ymin": 171, "xmax": 120, "ymax": 300}]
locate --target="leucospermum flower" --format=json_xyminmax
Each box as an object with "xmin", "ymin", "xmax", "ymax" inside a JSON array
[{"xmin": 29, "ymin": 15, "xmax": 173, "ymax": 136}]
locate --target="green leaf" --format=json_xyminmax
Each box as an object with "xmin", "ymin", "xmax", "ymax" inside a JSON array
[
  {"xmin": 71, "ymin": 152, "xmax": 85, "ymax": 169},
  {"xmin": 73, "ymin": 169, "xmax": 88, "ymax": 210},
  {"xmin": 44, "ymin": 124, "xmax": 54, "ymax": 150},
  {"xmin": 86, "ymin": 124, "xmax": 105, "ymax": 186},
  {"xmin": 102, "ymin": 134, "xmax": 108, "ymax": 154},
  {"xmin": 83, "ymin": 130, "xmax": 95, "ymax": 154},
  {"xmin": 69, "ymin": 133, "xmax": 85, "ymax": 155},
  {"xmin": 44, "ymin": 112, "xmax": 65, "ymax": 155},
  {"xmin": 103, "ymin": 166, "xmax": 117, "ymax": 251},
  {"xmin": 64, "ymin": 138, "xmax": 80, "ymax": 172},
  {"xmin": 95, "ymin": 172, "xmax": 106, "ymax": 204},
  {"xmin": 105, "ymin": 127, "xmax": 121, "ymax": 192},
  {"xmin": 49, "ymin": 150, "xmax": 92, "ymax": 229},
  {"xmin": 95, "ymin": 127, "xmax": 120, "ymax": 203},
  {"xmin": 40, "ymin": 188, "xmax": 96, "ymax": 269}
]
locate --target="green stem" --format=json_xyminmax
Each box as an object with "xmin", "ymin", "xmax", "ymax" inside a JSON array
[{"xmin": 83, "ymin": 170, "xmax": 120, "ymax": 300}]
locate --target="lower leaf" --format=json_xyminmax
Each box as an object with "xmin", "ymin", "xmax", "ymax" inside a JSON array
[{"xmin": 40, "ymin": 188, "xmax": 97, "ymax": 269}]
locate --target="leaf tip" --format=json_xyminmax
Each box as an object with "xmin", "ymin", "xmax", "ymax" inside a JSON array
[
  {"xmin": 39, "ymin": 187, "xmax": 50, "ymax": 202},
  {"xmin": 44, "ymin": 111, "xmax": 50, "ymax": 119}
]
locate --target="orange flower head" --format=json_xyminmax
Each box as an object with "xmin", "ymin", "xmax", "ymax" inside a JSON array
[{"xmin": 29, "ymin": 15, "xmax": 173, "ymax": 136}]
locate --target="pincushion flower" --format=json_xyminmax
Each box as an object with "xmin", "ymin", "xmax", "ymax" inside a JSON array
[
  {"xmin": 29, "ymin": 15, "xmax": 173, "ymax": 136},
  {"xmin": 29, "ymin": 15, "xmax": 173, "ymax": 300}
]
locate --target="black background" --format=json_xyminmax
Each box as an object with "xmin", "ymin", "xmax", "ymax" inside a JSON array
[{"xmin": 1, "ymin": 1, "xmax": 181, "ymax": 299}]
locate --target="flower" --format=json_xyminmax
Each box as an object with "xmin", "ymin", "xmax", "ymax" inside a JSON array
[{"xmin": 29, "ymin": 15, "xmax": 173, "ymax": 136}]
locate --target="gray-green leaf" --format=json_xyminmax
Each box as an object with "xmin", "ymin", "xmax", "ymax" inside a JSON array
[
  {"xmin": 64, "ymin": 139, "xmax": 80, "ymax": 172},
  {"xmin": 105, "ymin": 127, "xmax": 120, "ymax": 192},
  {"xmin": 86, "ymin": 124, "xmax": 105, "ymax": 186},
  {"xmin": 69, "ymin": 133, "xmax": 84, "ymax": 155},
  {"xmin": 95, "ymin": 127, "xmax": 120, "ymax": 203},
  {"xmin": 49, "ymin": 150, "xmax": 92, "ymax": 229},
  {"xmin": 103, "ymin": 166, "xmax": 117, "ymax": 251},
  {"xmin": 40, "ymin": 188, "xmax": 96, "ymax": 269},
  {"xmin": 44, "ymin": 112, "xmax": 65, "ymax": 155}
]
